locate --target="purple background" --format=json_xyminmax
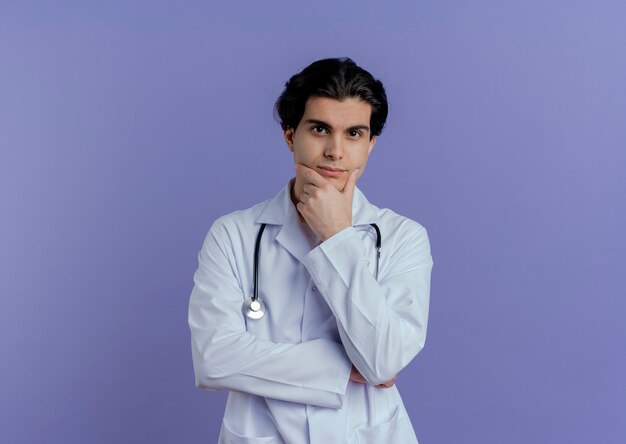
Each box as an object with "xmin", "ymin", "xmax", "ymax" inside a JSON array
[{"xmin": 1, "ymin": 1, "xmax": 625, "ymax": 443}]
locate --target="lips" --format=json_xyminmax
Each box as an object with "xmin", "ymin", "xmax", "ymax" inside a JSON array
[
  {"xmin": 318, "ymin": 166, "xmax": 346, "ymax": 173},
  {"xmin": 317, "ymin": 166, "xmax": 346, "ymax": 178}
]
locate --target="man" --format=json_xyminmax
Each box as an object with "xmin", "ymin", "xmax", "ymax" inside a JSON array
[{"xmin": 188, "ymin": 57, "xmax": 433, "ymax": 443}]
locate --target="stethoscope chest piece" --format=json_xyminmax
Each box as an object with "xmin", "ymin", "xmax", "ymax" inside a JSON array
[{"xmin": 243, "ymin": 297, "xmax": 266, "ymax": 320}]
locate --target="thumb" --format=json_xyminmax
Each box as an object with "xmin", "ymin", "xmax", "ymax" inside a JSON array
[{"xmin": 343, "ymin": 169, "xmax": 359, "ymax": 197}]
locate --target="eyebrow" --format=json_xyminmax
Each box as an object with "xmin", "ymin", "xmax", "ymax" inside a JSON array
[{"xmin": 304, "ymin": 119, "xmax": 370, "ymax": 133}]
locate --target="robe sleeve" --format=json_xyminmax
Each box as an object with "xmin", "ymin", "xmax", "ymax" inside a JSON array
[
  {"xmin": 188, "ymin": 220, "xmax": 352, "ymax": 409},
  {"xmin": 301, "ymin": 221, "xmax": 433, "ymax": 386}
]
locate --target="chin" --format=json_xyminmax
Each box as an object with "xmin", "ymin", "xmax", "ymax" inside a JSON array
[{"xmin": 331, "ymin": 180, "xmax": 345, "ymax": 191}]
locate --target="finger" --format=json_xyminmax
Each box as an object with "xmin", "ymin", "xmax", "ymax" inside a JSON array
[
  {"xmin": 342, "ymin": 168, "xmax": 359, "ymax": 197},
  {"xmin": 350, "ymin": 366, "xmax": 368, "ymax": 384},
  {"xmin": 302, "ymin": 183, "xmax": 316, "ymax": 196},
  {"xmin": 296, "ymin": 201, "xmax": 306, "ymax": 216},
  {"xmin": 296, "ymin": 164, "xmax": 328, "ymax": 187},
  {"xmin": 379, "ymin": 376, "xmax": 396, "ymax": 388}
]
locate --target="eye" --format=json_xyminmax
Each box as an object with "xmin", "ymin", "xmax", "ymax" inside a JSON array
[
  {"xmin": 349, "ymin": 130, "xmax": 362, "ymax": 138},
  {"xmin": 312, "ymin": 126, "xmax": 328, "ymax": 135}
]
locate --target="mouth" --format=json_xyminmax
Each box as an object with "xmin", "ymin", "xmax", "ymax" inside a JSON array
[{"xmin": 317, "ymin": 166, "xmax": 346, "ymax": 178}]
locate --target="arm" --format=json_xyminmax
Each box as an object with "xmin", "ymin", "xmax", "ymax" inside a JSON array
[
  {"xmin": 188, "ymin": 220, "xmax": 352, "ymax": 408},
  {"xmin": 301, "ymin": 221, "xmax": 433, "ymax": 386}
]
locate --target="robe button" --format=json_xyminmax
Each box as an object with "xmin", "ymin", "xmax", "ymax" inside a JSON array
[{"xmin": 312, "ymin": 286, "xmax": 317, "ymax": 292}]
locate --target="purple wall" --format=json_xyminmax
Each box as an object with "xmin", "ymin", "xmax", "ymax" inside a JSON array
[{"xmin": 1, "ymin": 1, "xmax": 624, "ymax": 443}]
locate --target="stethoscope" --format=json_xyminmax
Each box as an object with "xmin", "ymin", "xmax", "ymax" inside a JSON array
[{"xmin": 242, "ymin": 223, "xmax": 381, "ymax": 320}]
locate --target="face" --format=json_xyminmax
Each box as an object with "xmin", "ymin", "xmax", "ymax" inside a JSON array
[{"xmin": 283, "ymin": 96, "xmax": 377, "ymax": 195}]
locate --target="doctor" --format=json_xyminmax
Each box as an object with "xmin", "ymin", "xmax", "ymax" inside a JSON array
[{"xmin": 189, "ymin": 57, "xmax": 433, "ymax": 443}]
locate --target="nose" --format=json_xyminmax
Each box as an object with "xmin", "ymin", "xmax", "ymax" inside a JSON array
[{"xmin": 324, "ymin": 135, "xmax": 344, "ymax": 160}]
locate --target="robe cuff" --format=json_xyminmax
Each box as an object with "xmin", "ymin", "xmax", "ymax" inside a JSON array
[{"xmin": 304, "ymin": 227, "xmax": 366, "ymax": 288}]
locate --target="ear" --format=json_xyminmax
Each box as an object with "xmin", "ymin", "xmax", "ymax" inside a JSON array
[
  {"xmin": 367, "ymin": 135, "xmax": 377, "ymax": 155},
  {"xmin": 283, "ymin": 127, "xmax": 295, "ymax": 152}
]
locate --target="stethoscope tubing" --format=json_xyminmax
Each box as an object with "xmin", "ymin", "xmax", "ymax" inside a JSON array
[{"xmin": 252, "ymin": 223, "xmax": 267, "ymax": 302}]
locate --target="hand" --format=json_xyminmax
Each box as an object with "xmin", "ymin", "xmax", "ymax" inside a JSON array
[
  {"xmin": 375, "ymin": 374, "xmax": 398, "ymax": 389},
  {"xmin": 349, "ymin": 365, "xmax": 398, "ymax": 389},
  {"xmin": 295, "ymin": 164, "xmax": 359, "ymax": 241}
]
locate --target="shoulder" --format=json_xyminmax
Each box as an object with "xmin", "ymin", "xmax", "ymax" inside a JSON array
[
  {"xmin": 210, "ymin": 199, "xmax": 270, "ymax": 233},
  {"xmin": 354, "ymin": 188, "xmax": 428, "ymax": 240},
  {"xmin": 201, "ymin": 198, "xmax": 272, "ymax": 253},
  {"xmin": 378, "ymin": 207, "xmax": 427, "ymax": 231},
  {"xmin": 373, "ymin": 205, "xmax": 429, "ymax": 241}
]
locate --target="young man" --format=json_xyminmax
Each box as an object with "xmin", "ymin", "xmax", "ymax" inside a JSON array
[{"xmin": 188, "ymin": 57, "xmax": 433, "ymax": 443}]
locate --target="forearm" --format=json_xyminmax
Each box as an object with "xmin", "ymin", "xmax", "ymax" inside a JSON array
[
  {"xmin": 189, "ymin": 272, "xmax": 352, "ymax": 407},
  {"xmin": 190, "ymin": 331, "xmax": 352, "ymax": 408},
  {"xmin": 302, "ymin": 226, "xmax": 432, "ymax": 385}
]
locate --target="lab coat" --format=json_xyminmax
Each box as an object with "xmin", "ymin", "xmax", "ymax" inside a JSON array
[{"xmin": 188, "ymin": 179, "xmax": 433, "ymax": 443}]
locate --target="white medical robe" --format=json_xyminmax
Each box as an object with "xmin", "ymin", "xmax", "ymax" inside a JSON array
[{"xmin": 189, "ymin": 179, "xmax": 433, "ymax": 443}]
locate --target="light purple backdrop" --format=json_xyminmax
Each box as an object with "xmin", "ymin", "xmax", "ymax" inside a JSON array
[{"xmin": 1, "ymin": 1, "xmax": 624, "ymax": 443}]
